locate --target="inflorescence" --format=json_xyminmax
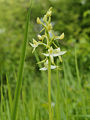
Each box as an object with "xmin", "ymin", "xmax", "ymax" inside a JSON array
[{"xmin": 29, "ymin": 7, "xmax": 66, "ymax": 71}]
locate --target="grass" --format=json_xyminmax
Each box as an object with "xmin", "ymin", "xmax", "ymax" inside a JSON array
[
  {"xmin": 11, "ymin": 4, "xmax": 31, "ymax": 120},
  {"xmin": 0, "ymin": 48, "xmax": 89, "ymax": 120}
]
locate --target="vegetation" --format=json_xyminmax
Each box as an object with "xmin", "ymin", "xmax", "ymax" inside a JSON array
[{"xmin": 0, "ymin": 0, "xmax": 90, "ymax": 120}]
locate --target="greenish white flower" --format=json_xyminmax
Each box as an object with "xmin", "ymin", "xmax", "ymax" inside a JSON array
[
  {"xmin": 39, "ymin": 60, "xmax": 57, "ymax": 71},
  {"xmin": 29, "ymin": 39, "xmax": 41, "ymax": 52},
  {"xmin": 42, "ymin": 47, "xmax": 66, "ymax": 57},
  {"xmin": 42, "ymin": 47, "xmax": 66, "ymax": 64},
  {"xmin": 59, "ymin": 33, "xmax": 64, "ymax": 39},
  {"xmin": 38, "ymin": 34, "xmax": 44, "ymax": 41},
  {"xmin": 55, "ymin": 33, "xmax": 64, "ymax": 40}
]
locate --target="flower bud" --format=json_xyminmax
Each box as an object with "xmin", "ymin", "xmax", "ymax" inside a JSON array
[
  {"xmin": 38, "ymin": 35, "xmax": 42, "ymax": 40},
  {"xmin": 47, "ymin": 7, "xmax": 52, "ymax": 17},
  {"xmin": 59, "ymin": 33, "xmax": 64, "ymax": 39},
  {"xmin": 46, "ymin": 11, "xmax": 52, "ymax": 17},
  {"xmin": 43, "ymin": 15, "xmax": 47, "ymax": 22},
  {"xmin": 49, "ymin": 7, "xmax": 53, "ymax": 11},
  {"xmin": 37, "ymin": 17, "xmax": 42, "ymax": 24},
  {"xmin": 47, "ymin": 23, "xmax": 52, "ymax": 31}
]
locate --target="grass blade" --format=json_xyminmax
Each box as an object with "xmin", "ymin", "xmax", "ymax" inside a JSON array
[{"xmin": 11, "ymin": 3, "xmax": 32, "ymax": 120}]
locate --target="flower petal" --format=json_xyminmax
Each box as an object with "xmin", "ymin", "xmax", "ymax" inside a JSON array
[
  {"xmin": 39, "ymin": 65, "xmax": 56, "ymax": 71},
  {"xmin": 53, "ymin": 51, "xmax": 66, "ymax": 57},
  {"xmin": 39, "ymin": 67, "xmax": 48, "ymax": 71},
  {"xmin": 42, "ymin": 53, "xmax": 49, "ymax": 56},
  {"xmin": 59, "ymin": 33, "xmax": 64, "ymax": 39},
  {"xmin": 29, "ymin": 43, "xmax": 37, "ymax": 48},
  {"xmin": 51, "ymin": 65, "xmax": 56, "ymax": 69},
  {"xmin": 50, "ymin": 55, "xmax": 54, "ymax": 64}
]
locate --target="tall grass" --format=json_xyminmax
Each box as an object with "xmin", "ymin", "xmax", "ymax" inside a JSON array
[
  {"xmin": 11, "ymin": 4, "xmax": 31, "ymax": 120},
  {"xmin": 0, "ymin": 53, "xmax": 89, "ymax": 120},
  {"xmin": 75, "ymin": 48, "xmax": 88, "ymax": 120}
]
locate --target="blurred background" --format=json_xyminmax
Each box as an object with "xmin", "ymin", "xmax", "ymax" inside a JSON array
[{"xmin": 0, "ymin": 0, "xmax": 90, "ymax": 119}]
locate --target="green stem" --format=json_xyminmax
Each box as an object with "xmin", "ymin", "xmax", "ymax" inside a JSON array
[
  {"xmin": 56, "ymin": 60, "xmax": 60, "ymax": 120},
  {"xmin": 11, "ymin": 6, "xmax": 31, "ymax": 120},
  {"xmin": 75, "ymin": 48, "xmax": 81, "ymax": 90},
  {"xmin": 48, "ymin": 57, "xmax": 52, "ymax": 120},
  {"xmin": 63, "ymin": 61, "xmax": 68, "ymax": 119}
]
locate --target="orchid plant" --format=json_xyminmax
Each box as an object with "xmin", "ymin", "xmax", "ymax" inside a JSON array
[{"xmin": 30, "ymin": 7, "xmax": 66, "ymax": 120}]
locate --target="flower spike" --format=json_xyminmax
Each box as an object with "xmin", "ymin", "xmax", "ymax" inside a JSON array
[{"xmin": 30, "ymin": 7, "xmax": 67, "ymax": 69}]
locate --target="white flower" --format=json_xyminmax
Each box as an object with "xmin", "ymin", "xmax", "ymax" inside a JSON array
[
  {"xmin": 43, "ymin": 47, "xmax": 66, "ymax": 57},
  {"xmin": 52, "ymin": 48, "xmax": 66, "ymax": 56},
  {"xmin": 37, "ymin": 34, "xmax": 44, "ymax": 41},
  {"xmin": 42, "ymin": 47, "xmax": 66, "ymax": 63},
  {"xmin": 30, "ymin": 39, "xmax": 38, "ymax": 47},
  {"xmin": 30, "ymin": 38, "xmax": 48, "ymax": 53},
  {"xmin": 39, "ymin": 60, "xmax": 57, "ymax": 71},
  {"xmin": 59, "ymin": 33, "xmax": 64, "ymax": 39},
  {"xmin": 55, "ymin": 33, "xmax": 64, "ymax": 40},
  {"xmin": 29, "ymin": 39, "xmax": 40, "ymax": 52},
  {"xmin": 39, "ymin": 65, "xmax": 56, "ymax": 71}
]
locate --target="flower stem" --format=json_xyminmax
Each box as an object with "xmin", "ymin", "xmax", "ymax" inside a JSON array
[{"xmin": 48, "ymin": 57, "xmax": 52, "ymax": 120}]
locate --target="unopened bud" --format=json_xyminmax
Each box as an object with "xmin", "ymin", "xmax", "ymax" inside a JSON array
[
  {"xmin": 43, "ymin": 15, "xmax": 47, "ymax": 22},
  {"xmin": 38, "ymin": 35, "xmax": 42, "ymax": 40},
  {"xmin": 37, "ymin": 17, "xmax": 42, "ymax": 24},
  {"xmin": 47, "ymin": 7, "xmax": 52, "ymax": 17},
  {"xmin": 59, "ymin": 33, "xmax": 64, "ymax": 39},
  {"xmin": 47, "ymin": 23, "xmax": 52, "ymax": 31},
  {"xmin": 46, "ymin": 11, "xmax": 52, "ymax": 17}
]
